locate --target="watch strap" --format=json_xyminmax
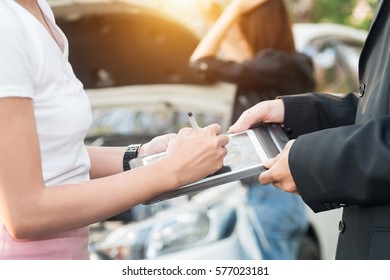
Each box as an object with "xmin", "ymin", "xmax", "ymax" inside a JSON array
[{"xmin": 123, "ymin": 144, "xmax": 142, "ymax": 171}]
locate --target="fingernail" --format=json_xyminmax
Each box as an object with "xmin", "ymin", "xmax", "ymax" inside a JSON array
[{"xmin": 228, "ymin": 124, "xmax": 238, "ymax": 132}]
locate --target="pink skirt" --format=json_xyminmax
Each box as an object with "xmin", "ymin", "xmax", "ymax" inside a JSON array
[{"xmin": 0, "ymin": 224, "xmax": 90, "ymax": 260}]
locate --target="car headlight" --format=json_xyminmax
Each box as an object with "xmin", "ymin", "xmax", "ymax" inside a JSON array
[
  {"xmin": 146, "ymin": 207, "xmax": 210, "ymax": 258},
  {"xmin": 89, "ymin": 203, "xmax": 237, "ymax": 260},
  {"xmin": 89, "ymin": 220, "xmax": 154, "ymax": 260},
  {"xmin": 89, "ymin": 208, "xmax": 210, "ymax": 260}
]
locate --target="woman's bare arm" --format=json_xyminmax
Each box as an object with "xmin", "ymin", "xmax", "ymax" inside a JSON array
[
  {"xmin": 0, "ymin": 98, "xmax": 228, "ymax": 240},
  {"xmin": 189, "ymin": 0, "xmax": 269, "ymax": 63}
]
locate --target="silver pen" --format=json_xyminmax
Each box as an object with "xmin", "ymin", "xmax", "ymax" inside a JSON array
[{"xmin": 188, "ymin": 112, "xmax": 200, "ymax": 131}]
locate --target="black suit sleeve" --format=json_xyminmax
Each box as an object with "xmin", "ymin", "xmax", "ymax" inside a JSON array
[
  {"xmin": 280, "ymin": 92, "xmax": 358, "ymax": 138},
  {"xmin": 290, "ymin": 117, "xmax": 390, "ymax": 212},
  {"xmin": 281, "ymin": 93, "xmax": 390, "ymax": 212}
]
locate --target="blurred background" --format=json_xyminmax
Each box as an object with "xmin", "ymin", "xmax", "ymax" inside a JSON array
[
  {"xmin": 48, "ymin": 0, "xmax": 374, "ymax": 260},
  {"xmin": 287, "ymin": 0, "xmax": 375, "ymax": 30}
]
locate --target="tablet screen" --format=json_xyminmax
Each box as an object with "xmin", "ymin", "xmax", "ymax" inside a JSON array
[
  {"xmin": 222, "ymin": 131, "xmax": 264, "ymax": 174},
  {"xmin": 141, "ymin": 125, "xmax": 285, "ymax": 204},
  {"xmin": 141, "ymin": 130, "xmax": 266, "ymax": 179}
]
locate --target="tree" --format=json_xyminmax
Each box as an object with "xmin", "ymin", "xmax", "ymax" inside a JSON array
[{"xmin": 288, "ymin": 0, "xmax": 376, "ymax": 30}]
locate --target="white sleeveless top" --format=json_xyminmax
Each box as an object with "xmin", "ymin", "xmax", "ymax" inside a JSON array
[{"xmin": 0, "ymin": 0, "xmax": 92, "ymax": 259}]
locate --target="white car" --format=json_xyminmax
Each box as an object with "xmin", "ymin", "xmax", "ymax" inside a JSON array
[
  {"xmin": 50, "ymin": 0, "xmax": 367, "ymax": 260},
  {"xmin": 294, "ymin": 22, "xmax": 367, "ymax": 94}
]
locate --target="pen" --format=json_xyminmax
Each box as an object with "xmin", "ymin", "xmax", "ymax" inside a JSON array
[{"xmin": 188, "ymin": 112, "xmax": 200, "ymax": 131}]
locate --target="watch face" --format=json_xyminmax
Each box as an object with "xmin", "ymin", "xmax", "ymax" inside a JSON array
[{"xmin": 129, "ymin": 144, "xmax": 142, "ymax": 156}]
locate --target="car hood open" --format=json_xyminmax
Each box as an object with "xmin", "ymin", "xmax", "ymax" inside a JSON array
[
  {"xmin": 51, "ymin": 0, "xmax": 210, "ymax": 89},
  {"xmin": 50, "ymin": 0, "xmax": 236, "ymax": 144}
]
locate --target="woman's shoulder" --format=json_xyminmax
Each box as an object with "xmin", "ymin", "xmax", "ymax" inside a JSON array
[{"xmin": 0, "ymin": 2, "xmax": 28, "ymax": 36}]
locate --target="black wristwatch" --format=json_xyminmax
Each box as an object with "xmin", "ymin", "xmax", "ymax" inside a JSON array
[{"xmin": 123, "ymin": 144, "xmax": 142, "ymax": 171}]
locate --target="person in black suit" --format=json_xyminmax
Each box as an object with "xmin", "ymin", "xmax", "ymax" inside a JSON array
[
  {"xmin": 229, "ymin": 0, "xmax": 390, "ymax": 259},
  {"xmin": 189, "ymin": 0, "xmax": 315, "ymax": 260}
]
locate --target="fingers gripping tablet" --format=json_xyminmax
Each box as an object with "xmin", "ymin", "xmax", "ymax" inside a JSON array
[{"xmin": 131, "ymin": 123, "xmax": 288, "ymax": 204}]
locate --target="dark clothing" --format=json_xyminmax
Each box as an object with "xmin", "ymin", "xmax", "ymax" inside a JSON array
[
  {"xmin": 281, "ymin": 0, "xmax": 390, "ymax": 259},
  {"xmin": 189, "ymin": 49, "xmax": 315, "ymax": 123},
  {"xmin": 190, "ymin": 47, "xmax": 314, "ymax": 259}
]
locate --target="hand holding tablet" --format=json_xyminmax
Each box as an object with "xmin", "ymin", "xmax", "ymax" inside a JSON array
[{"xmin": 130, "ymin": 113, "xmax": 289, "ymax": 204}]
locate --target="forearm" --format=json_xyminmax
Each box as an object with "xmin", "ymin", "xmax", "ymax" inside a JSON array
[
  {"xmin": 87, "ymin": 142, "xmax": 155, "ymax": 179},
  {"xmin": 7, "ymin": 159, "xmax": 179, "ymax": 240},
  {"xmin": 87, "ymin": 146, "xmax": 126, "ymax": 178},
  {"xmin": 1, "ymin": 102, "xmax": 226, "ymax": 240},
  {"xmin": 281, "ymin": 92, "xmax": 358, "ymax": 138},
  {"xmin": 290, "ymin": 116, "xmax": 390, "ymax": 212},
  {"xmin": 12, "ymin": 126, "xmax": 226, "ymax": 239},
  {"xmin": 220, "ymin": 24, "xmax": 252, "ymax": 62},
  {"xmin": 190, "ymin": 4, "xmax": 240, "ymax": 62}
]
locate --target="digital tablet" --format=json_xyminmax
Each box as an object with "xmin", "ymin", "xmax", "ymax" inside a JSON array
[{"xmin": 131, "ymin": 123, "xmax": 289, "ymax": 204}]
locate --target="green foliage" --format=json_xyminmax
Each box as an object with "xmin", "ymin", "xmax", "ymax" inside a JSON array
[
  {"xmin": 311, "ymin": 0, "xmax": 376, "ymax": 30},
  {"xmin": 312, "ymin": 0, "xmax": 356, "ymax": 24}
]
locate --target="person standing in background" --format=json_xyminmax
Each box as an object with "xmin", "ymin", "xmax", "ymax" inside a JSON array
[{"xmin": 189, "ymin": 0, "xmax": 315, "ymax": 259}]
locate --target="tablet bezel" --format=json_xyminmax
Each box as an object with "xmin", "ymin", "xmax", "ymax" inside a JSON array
[{"xmin": 137, "ymin": 126, "xmax": 281, "ymax": 204}]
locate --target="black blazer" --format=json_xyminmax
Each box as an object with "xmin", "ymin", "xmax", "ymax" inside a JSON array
[{"xmin": 281, "ymin": 0, "xmax": 390, "ymax": 259}]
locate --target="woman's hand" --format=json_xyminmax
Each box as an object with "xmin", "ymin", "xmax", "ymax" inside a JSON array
[
  {"xmin": 164, "ymin": 124, "xmax": 229, "ymax": 187},
  {"xmin": 229, "ymin": 99, "xmax": 285, "ymax": 132},
  {"xmin": 259, "ymin": 140, "xmax": 298, "ymax": 194},
  {"xmin": 138, "ymin": 133, "xmax": 176, "ymax": 157}
]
